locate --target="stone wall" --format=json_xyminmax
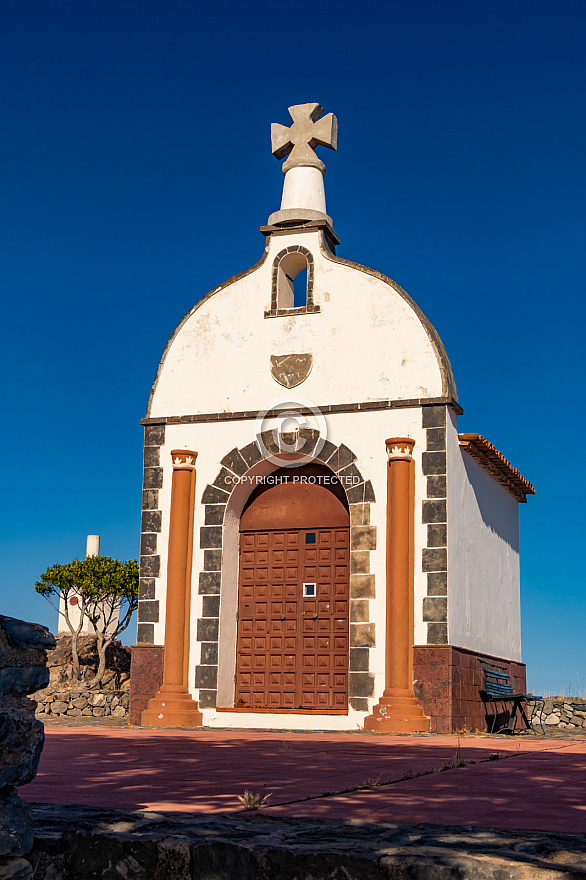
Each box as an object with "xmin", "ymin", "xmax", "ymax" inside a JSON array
[
  {"xmin": 535, "ymin": 699, "xmax": 586, "ymax": 730},
  {"xmin": 35, "ymin": 689, "xmax": 128, "ymax": 720},
  {"xmin": 31, "ymin": 635, "xmax": 131, "ymax": 726},
  {"xmin": 0, "ymin": 614, "xmax": 55, "ymax": 880}
]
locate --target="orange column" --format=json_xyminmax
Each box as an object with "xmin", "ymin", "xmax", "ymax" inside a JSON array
[
  {"xmin": 141, "ymin": 450, "xmax": 203, "ymax": 727},
  {"xmin": 364, "ymin": 438, "xmax": 430, "ymax": 733}
]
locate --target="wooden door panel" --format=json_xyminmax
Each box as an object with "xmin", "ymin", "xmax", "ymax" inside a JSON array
[{"xmin": 235, "ymin": 526, "xmax": 349, "ymax": 710}]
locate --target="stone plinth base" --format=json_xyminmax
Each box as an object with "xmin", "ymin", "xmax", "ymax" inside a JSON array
[
  {"xmin": 413, "ymin": 645, "xmax": 527, "ymax": 734},
  {"xmin": 128, "ymin": 645, "xmax": 164, "ymax": 725},
  {"xmin": 364, "ymin": 689, "xmax": 430, "ymax": 733},
  {"xmin": 141, "ymin": 688, "xmax": 203, "ymax": 728}
]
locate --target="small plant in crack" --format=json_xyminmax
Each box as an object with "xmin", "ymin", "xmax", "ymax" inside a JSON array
[
  {"xmin": 360, "ymin": 773, "xmax": 393, "ymax": 789},
  {"xmin": 236, "ymin": 790, "xmax": 272, "ymax": 810},
  {"xmin": 450, "ymin": 737, "xmax": 465, "ymax": 769}
]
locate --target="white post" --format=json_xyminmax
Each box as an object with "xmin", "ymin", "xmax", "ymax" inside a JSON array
[
  {"xmin": 86, "ymin": 535, "xmax": 100, "ymax": 557},
  {"xmin": 58, "ymin": 534, "xmax": 103, "ymax": 635}
]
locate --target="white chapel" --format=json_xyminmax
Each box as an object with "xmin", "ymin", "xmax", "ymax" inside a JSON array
[{"xmin": 129, "ymin": 104, "xmax": 534, "ymax": 733}]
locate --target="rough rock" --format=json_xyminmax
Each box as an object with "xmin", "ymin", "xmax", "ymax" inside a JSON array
[
  {"xmin": 0, "ymin": 616, "xmax": 52, "ymax": 880},
  {"xmin": 0, "ymin": 668, "xmax": 49, "ymax": 697},
  {"xmin": 0, "ymin": 714, "xmax": 44, "ymax": 790},
  {"xmin": 0, "ymin": 618, "xmax": 55, "ymax": 654},
  {"xmin": 0, "ymin": 792, "xmax": 33, "ymax": 857},
  {"xmin": 49, "ymin": 702, "xmax": 67, "ymax": 715},
  {"xmin": 0, "ymin": 857, "xmax": 33, "ymax": 880}
]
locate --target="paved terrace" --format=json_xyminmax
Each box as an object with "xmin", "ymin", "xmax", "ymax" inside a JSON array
[{"xmin": 22, "ymin": 726, "xmax": 586, "ymax": 834}]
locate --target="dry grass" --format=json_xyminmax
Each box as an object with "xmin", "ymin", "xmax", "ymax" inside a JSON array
[{"xmin": 236, "ymin": 790, "xmax": 272, "ymax": 810}]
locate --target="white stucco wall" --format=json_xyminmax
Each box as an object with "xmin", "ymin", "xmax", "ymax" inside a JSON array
[
  {"xmin": 148, "ymin": 227, "xmax": 447, "ymax": 419},
  {"xmin": 446, "ymin": 411, "xmax": 521, "ymax": 661},
  {"xmin": 150, "ymin": 406, "xmax": 430, "ymax": 728}
]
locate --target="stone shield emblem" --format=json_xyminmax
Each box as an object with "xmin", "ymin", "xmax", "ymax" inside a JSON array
[{"xmin": 270, "ymin": 354, "xmax": 313, "ymax": 389}]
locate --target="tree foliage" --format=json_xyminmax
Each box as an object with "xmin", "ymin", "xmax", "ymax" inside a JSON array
[{"xmin": 35, "ymin": 556, "xmax": 139, "ymax": 687}]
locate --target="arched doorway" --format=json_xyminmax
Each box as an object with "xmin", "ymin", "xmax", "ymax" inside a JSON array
[{"xmin": 235, "ymin": 463, "xmax": 350, "ymax": 711}]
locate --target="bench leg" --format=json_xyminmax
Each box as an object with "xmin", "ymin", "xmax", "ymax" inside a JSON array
[
  {"xmin": 528, "ymin": 699, "xmax": 545, "ymax": 734},
  {"xmin": 517, "ymin": 701, "xmax": 532, "ymax": 733}
]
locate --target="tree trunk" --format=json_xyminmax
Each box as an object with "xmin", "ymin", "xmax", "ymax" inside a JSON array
[
  {"xmin": 67, "ymin": 604, "xmax": 85, "ymax": 681},
  {"xmin": 87, "ymin": 632, "xmax": 109, "ymax": 689},
  {"xmin": 70, "ymin": 631, "xmax": 81, "ymax": 680}
]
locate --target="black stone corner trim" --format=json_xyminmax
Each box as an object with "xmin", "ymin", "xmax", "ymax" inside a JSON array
[
  {"xmin": 145, "ymin": 424, "xmax": 165, "ymax": 446},
  {"xmin": 140, "ymin": 533, "xmax": 157, "ymax": 556},
  {"xmin": 140, "ymin": 555, "xmax": 160, "ymax": 579},
  {"xmin": 427, "ymin": 622, "xmax": 448, "ymax": 645},
  {"xmin": 138, "ymin": 600, "xmax": 159, "ymax": 623},
  {"xmin": 142, "ymin": 510, "xmax": 162, "ymax": 533},
  {"xmin": 195, "ymin": 665, "xmax": 217, "ymax": 689},
  {"xmin": 195, "ymin": 438, "xmax": 377, "ymax": 706},
  {"xmin": 139, "ymin": 578, "xmax": 155, "ymax": 600},
  {"xmin": 198, "ymin": 689, "xmax": 217, "ymax": 709},
  {"xmin": 422, "ymin": 406, "xmax": 447, "ymax": 429},
  {"xmin": 348, "ymin": 671, "xmax": 375, "ymax": 698},
  {"xmin": 422, "ymin": 415, "xmax": 448, "ymax": 644},
  {"xmin": 349, "ymin": 697, "xmax": 369, "ymax": 712},
  {"xmin": 422, "ymin": 596, "xmax": 447, "ymax": 622},
  {"xmin": 140, "ymin": 424, "xmax": 164, "ymax": 624},
  {"xmin": 137, "ymin": 623, "xmax": 154, "ymax": 645}
]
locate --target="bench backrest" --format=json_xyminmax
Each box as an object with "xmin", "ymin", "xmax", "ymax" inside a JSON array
[{"xmin": 481, "ymin": 662, "xmax": 514, "ymax": 697}]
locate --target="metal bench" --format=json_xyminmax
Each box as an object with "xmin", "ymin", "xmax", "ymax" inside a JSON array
[{"xmin": 481, "ymin": 661, "xmax": 544, "ymax": 734}]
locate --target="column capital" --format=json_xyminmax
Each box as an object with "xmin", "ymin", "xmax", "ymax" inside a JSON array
[
  {"xmin": 385, "ymin": 438, "xmax": 415, "ymax": 462},
  {"xmin": 171, "ymin": 449, "xmax": 198, "ymax": 470}
]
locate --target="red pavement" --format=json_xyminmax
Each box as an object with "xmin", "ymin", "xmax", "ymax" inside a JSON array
[{"xmin": 21, "ymin": 728, "xmax": 586, "ymax": 834}]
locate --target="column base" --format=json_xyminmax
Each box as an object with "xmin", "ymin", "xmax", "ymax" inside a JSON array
[
  {"xmin": 141, "ymin": 686, "xmax": 203, "ymax": 728},
  {"xmin": 363, "ymin": 689, "xmax": 430, "ymax": 734}
]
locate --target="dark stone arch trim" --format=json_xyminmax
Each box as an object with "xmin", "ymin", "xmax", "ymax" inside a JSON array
[
  {"xmin": 264, "ymin": 245, "xmax": 320, "ymax": 318},
  {"xmin": 195, "ymin": 437, "xmax": 376, "ymax": 711}
]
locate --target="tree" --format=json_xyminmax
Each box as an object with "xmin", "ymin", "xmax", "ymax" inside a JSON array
[{"xmin": 35, "ymin": 555, "xmax": 139, "ymax": 688}]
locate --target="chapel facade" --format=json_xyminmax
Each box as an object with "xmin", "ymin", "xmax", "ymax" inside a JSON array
[{"xmin": 129, "ymin": 104, "xmax": 534, "ymax": 734}]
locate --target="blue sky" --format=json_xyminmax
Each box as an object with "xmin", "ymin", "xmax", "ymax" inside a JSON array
[{"xmin": 1, "ymin": 0, "xmax": 584, "ymax": 696}]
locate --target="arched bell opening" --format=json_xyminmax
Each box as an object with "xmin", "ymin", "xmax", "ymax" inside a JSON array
[
  {"xmin": 276, "ymin": 251, "xmax": 309, "ymax": 309},
  {"xmin": 235, "ymin": 463, "xmax": 350, "ymax": 712}
]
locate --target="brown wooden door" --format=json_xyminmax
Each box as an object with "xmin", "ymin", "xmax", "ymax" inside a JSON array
[{"xmin": 236, "ymin": 527, "xmax": 349, "ymax": 711}]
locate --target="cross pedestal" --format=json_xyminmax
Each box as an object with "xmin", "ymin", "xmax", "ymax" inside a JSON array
[{"xmin": 268, "ymin": 103, "xmax": 337, "ymax": 227}]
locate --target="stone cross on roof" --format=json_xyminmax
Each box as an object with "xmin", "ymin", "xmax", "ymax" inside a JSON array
[{"xmin": 271, "ymin": 103, "xmax": 338, "ymax": 175}]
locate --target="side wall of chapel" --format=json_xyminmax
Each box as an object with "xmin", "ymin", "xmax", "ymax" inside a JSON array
[{"xmin": 446, "ymin": 410, "xmax": 522, "ymax": 662}]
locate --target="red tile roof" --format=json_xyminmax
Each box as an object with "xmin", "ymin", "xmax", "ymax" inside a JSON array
[{"xmin": 458, "ymin": 433, "xmax": 535, "ymax": 503}]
